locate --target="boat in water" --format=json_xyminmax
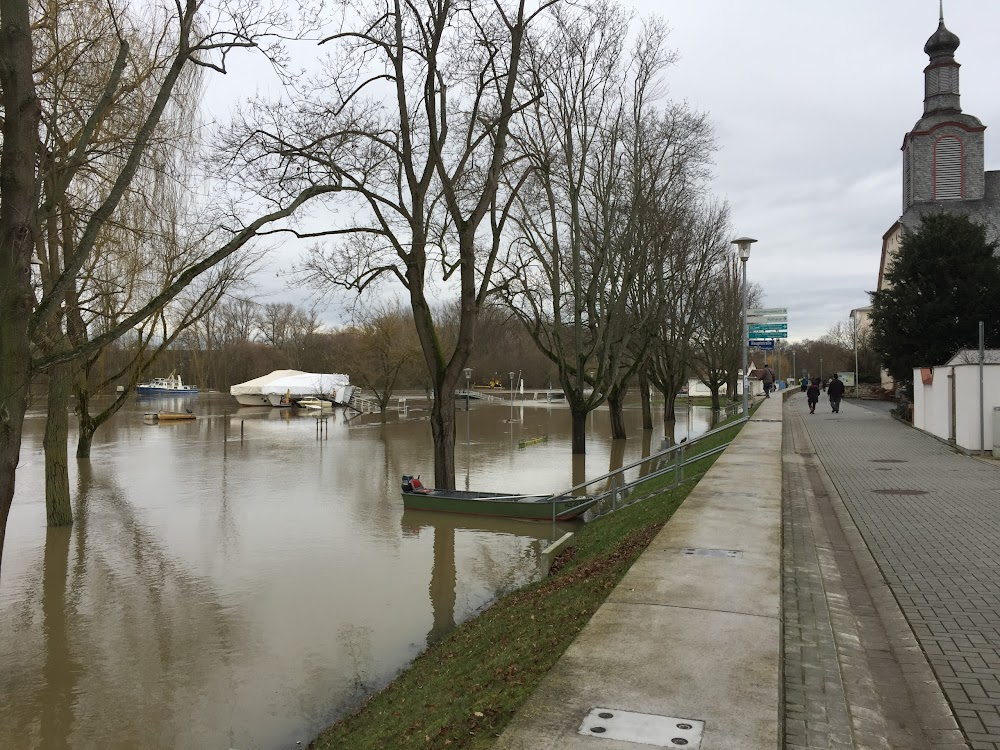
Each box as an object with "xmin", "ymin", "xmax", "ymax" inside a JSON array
[
  {"xmin": 136, "ymin": 371, "xmax": 198, "ymax": 396},
  {"xmin": 230, "ymin": 370, "xmax": 350, "ymax": 407},
  {"xmin": 144, "ymin": 410, "xmax": 197, "ymax": 423},
  {"xmin": 400, "ymin": 475, "xmax": 596, "ymax": 521}
]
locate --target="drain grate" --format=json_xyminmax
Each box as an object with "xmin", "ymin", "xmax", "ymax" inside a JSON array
[
  {"xmin": 872, "ymin": 489, "xmax": 928, "ymax": 495},
  {"xmin": 871, "ymin": 459, "xmax": 908, "ymax": 463},
  {"xmin": 579, "ymin": 708, "xmax": 703, "ymax": 747},
  {"xmin": 680, "ymin": 548, "xmax": 742, "ymax": 559}
]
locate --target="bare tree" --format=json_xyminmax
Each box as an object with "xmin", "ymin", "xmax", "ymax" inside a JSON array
[
  {"xmin": 500, "ymin": 3, "xmax": 711, "ymax": 452},
  {"xmin": 349, "ymin": 300, "xmax": 422, "ymax": 416},
  {"xmin": 226, "ymin": 0, "xmax": 554, "ymax": 488},
  {"xmin": 647, "ymin": 200, "xmax": 729, "ymax": 424},
  {"xmin": 0, "ymin": 0, "xmax": 340, "ymax": 572},
  {"xmin": 692, "ymin": 255, "xmax": 763, "ymax": 409}
]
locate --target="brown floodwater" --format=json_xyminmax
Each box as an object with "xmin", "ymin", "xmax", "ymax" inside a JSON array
[{"xmin": 0, "ymin": 391, "xmax": 716, "ymax": 749}]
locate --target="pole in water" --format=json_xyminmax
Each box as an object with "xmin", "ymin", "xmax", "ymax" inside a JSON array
[{"xmin": 240, "ymin": 420, "xmax": 244, "ymax": 441}]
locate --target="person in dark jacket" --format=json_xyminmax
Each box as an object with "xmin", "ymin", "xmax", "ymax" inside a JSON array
[
  {"xmin": 806, "ymin": 378, "xmax": 821, "ymax": 414},
  {"xmin": 762, "ymin": 366, "xmax": 776, "ymax": 398},
  {"xmin": 827, "ymin": 373, "xmax": 845, "ymax": 413}
]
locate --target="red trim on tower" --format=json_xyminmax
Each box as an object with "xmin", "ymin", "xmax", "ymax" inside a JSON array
[{"xmin": 901, "ymin": 120, "xmax": 985, "ymax": 150}]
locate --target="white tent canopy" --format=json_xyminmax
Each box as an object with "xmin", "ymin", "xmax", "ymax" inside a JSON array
[
  {"xmin": 229, "ymin": 370, "xmax": 351, "ymax": 406},
  {"xmin": 258, "ymin": 373, "xmax": 350, "ymax": 397},
  {"xmin": 229, "ymin": 369, "xmax": 306, "ymax": 396}
]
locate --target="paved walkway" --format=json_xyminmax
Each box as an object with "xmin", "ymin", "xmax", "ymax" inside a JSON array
[
  {"xmin": 493, "ymin": 396, "xmax": 783, "ymax": 749},
  {"xmin": 786, "ymin": 391, "xmax": 1000, "ymax": 750}
]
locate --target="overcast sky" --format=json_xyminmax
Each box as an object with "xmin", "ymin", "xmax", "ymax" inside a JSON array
[{"xmin": 207, "ymin": 0, "xmax": 1000, "ymax": 342}]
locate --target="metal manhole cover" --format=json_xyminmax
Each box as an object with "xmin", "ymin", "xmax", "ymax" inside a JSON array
[
  {"xmin": 680, "ymin": 548, "xmax": 742, "ymax": 559},
  {"xmin": 872, "ymin": 489, "xmax": 928, "ymax": 495},
  {"xmin": 871, "ymin": 459, "xmax": 908, "ymax": 463},
  {"xmin": 579, "ymin": 708, "xmax": 703, "ymax": 747}
]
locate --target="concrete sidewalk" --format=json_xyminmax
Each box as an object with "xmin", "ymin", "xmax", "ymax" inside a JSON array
[{"xmin": 493, "ymin": 396, "xmax": 783, "ymax": 750}]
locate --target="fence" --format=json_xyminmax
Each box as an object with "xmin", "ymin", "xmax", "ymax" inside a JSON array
[{"xmin": 545, "ymin": 407, "xmax": 750, "ymax": 523}]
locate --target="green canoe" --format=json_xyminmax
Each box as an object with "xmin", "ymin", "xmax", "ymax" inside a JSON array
[{"xmin": 401, "ymin": 475, "xmax": 595, "ymax": 521}]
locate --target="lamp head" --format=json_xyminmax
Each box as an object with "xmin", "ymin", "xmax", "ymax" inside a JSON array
[
  {"xmin": 463, "ymin": 367, "xmax": 472, "ymax": 381},
  {"xmin": 732, "ymin": 236, "xmax": 757, "ymax": 261}
]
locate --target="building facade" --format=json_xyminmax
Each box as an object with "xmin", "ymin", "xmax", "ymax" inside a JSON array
[{"xmin": 877, "ymin": 10, "xmax": 1000, "ymax": 292}]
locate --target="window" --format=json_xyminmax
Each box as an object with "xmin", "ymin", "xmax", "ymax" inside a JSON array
[{"xmin": 934, "ymin": 136, "xmax": 962, "ymax": 199}]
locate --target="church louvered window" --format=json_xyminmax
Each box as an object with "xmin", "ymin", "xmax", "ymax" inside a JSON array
[{"xmin": 934, "ymin": 136, "xmax": 962, "ymax": 199}]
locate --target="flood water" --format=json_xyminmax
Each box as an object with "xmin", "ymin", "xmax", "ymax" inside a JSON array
[{"xmin": 0, "ymin": 392, "xmax": 716, "ymax": 749}]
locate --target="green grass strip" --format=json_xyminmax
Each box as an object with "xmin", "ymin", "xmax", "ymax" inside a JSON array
[{"xmin": 309, "ymin": 416, "xmax": 749, "ymax": 750}]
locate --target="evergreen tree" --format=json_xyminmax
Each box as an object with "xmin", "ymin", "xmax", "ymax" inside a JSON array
[{"xmin": 871, "ymin": 213, "xmax": 1000, "ymax": 385}]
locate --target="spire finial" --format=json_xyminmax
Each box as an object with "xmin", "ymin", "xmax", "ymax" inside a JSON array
[{"xmin": 940, "ymin": 0, "xmax": 944, "ymax": 23}]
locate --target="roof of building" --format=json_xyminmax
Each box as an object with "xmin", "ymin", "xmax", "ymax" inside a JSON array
[
  {"xmin": 944, "ymin": 349, "xmax": 1000, "ymax": 366},
  {"xmin": 924, "ymin": 18, "xmax": 960, "ymax": 58}
]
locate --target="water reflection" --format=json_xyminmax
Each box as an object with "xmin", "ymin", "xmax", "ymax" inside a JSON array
[{"xmin": 0, "ymin": 393, "xmax": 717, "ymax": 749}]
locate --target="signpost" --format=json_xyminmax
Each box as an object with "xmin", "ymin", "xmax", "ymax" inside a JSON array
[{"xmin": 750, "ymin": 339, "xmax": 775, "ymax": 350}]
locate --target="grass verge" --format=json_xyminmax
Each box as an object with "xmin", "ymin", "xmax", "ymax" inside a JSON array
[{"xmin": 309, "ymin": 415, "xmax": 749, "ymax": 750}]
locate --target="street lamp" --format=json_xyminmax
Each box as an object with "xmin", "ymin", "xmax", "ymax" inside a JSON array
[
  {"xmin": 508, "ymin": 371, "xmax": 516, "ymax": 424},
  {"xmin": 464, "ymin": 367, "xmax": 472, "ymax": 488},
  {"xmin": 851, "ymin": 309, "xmax": 860, "ymax": 398},
  {"xmin": 732, "ymin": 236, "xmax": 756, "ymax": 418}
]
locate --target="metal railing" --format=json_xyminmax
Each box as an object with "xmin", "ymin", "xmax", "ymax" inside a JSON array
[{"xmin": 545, "ymin": 406, "xmax": 751, "ymax": 522}]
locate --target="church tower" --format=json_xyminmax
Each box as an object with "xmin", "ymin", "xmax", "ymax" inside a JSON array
[{"xmin": 901, "ymin": 5, "xmax": 986, "ymax": 210}]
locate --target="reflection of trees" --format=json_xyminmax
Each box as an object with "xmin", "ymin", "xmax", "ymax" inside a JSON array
[
  {"xmin": 402, "ymin": 511, "xmax": 567, "ymax": 647},
  {"xmin": 428, "ymin": 525, "xmax": 456, "ymax": 645},
  {"xmin": 9, "ymin": 465, "xmax": 246, "ymax": 748},
  {"xmin": 41, "ymin": 527, "xmax": 77, "ymax": 750}
]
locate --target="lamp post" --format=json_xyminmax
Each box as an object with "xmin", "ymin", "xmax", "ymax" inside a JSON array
[
  {"xmin": 509, "ymin": 371, "xmax": 516, "ymax": 424},
  {"xmin": 464, "ymin": 367, "xmax": 472, "ymax": 488},
  {"xmin": 820, "ymin": 357, "xmax": 824, "ymax": 384},
  {"xmin": 852, "ymin": 310, "xmax": 860, "ymax": 398},
  {"xmin": 732, "ymin": 237, "xmax": 756, "ymax": 418}
]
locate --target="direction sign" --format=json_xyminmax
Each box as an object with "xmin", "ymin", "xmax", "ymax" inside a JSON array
[
  {"xmin": 750, "ymin": 339, "xmax": 775, "ymax": 350},
  {"xmin": 748, "ymin": 323, "xmax": 788, "ymax": 331},
  {"xmin": 748, "ymin": 314, "xmax": 788, "ymax": 325},
  {"xmin": 749, "ymin": 332, "xmax": 783, "ymax": 339},
  {"xmin": 748, "ymin": 307, "xmax": 787, "ymax": 316}
]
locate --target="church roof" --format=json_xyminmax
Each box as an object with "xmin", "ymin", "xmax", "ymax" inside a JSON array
[{"xmin": 924, "ymin": 18, "xmax": 960, "ymax": 58}]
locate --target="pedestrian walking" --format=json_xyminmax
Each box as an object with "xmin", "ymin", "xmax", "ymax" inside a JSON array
[
  {"xmin": 806, "ymin": 377, "xmax": 821, "ymax": 414},
  {"xmin": 800, "ymin": 377, "xmax": 808, "ymax": 393},
  {"xmin": 827, "ymin": 373, "xmax": 845, "ymax": 413},
  {"xmin": 762, "ymin": 365, "xmax": 776, "ymax": 398}
]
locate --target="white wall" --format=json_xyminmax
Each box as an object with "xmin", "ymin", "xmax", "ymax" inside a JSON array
[
  {"xmin": 954, "ymin": 366, "xmax": 1000, "ymax": 451},
  {"xmin": 913, "ymin": 364, "xmax": 1000, "ymax": 451}
]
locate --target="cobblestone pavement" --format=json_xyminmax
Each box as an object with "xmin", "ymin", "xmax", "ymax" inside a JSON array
[{"xmin": 792, "ymin": 392, "xmax": 1000, "ymax": 749}]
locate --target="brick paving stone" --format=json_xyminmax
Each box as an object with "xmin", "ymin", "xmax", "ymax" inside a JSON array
[{"xmin": 795, "ymin": 393, "xmax": 1000, "ymax": 748}]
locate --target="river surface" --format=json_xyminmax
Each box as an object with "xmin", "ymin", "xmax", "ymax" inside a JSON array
[{"xmin": 0, "ymin": 391, "xmax": 716, "ymax": 749}]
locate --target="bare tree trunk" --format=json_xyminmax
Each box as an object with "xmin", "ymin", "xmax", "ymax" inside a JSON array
[
  {"xmin": 663, "ymin": 390, "xmax": 678, "ymax": 424},
  {"xmin": 570, "ymin": 409, "xmax": 587, "ymax": 455},
  {"xmin": 43, "ymin": 361, "xmax": 73, "ymax": 526},
  {"xmin": 638, "ymin": 366, "xmax": 653, "ymax": 431},
  {"xmin": 608, "ymin": 388, "xmax": 627, "ymax": 440},
  {"xmin": 710, "ymin": 386, "xmax": 721, "ymax": 410},
  {"xmin": 429, "ymin": 389, "xmax": 457, "ymax": 489},
  {"xmin": 0, "ymin": 0, "xmax": 41, "ymax": 573}
]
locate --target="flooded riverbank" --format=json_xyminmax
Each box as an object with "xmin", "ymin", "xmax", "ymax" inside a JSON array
[{"xmin": 0, "ymin": 393, "xmax": 717, "ymax": 749}]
